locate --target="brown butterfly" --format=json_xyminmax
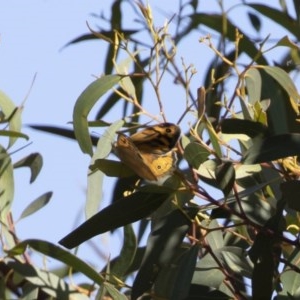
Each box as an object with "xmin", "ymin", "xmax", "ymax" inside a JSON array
[{"xmin": 114, "ymin": 123, "xmax": 181, "ymax": 181}]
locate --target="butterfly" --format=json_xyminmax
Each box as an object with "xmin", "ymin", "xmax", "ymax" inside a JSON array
[{"xmin": 114, "ymin": 123, "xmax": 181, "ymax": 181}]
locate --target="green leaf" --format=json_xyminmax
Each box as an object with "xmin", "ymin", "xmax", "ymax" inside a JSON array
[
  {"xmin": 281, "ymin": 181, "xmax": 300, "ymax": 211},
  {"xmin": 29, "ymin": 125, "xmax": 100, "ymax": 146},
  {"xmin": 86, "ymin": 119, "xmax": 124, "ymax": 219},
  {"xmin": 59, "ymin": 187, "xmax": 172, "ymax": 249},
  {"xmin": 114, "ymin": 53, "xmax": 139, "ymax": 99},
  {"xmin": 248, "ymin": 12, "xmax": 261, "ymax": 32},
  {"xmin": 100, "ymin": 282, "xmax": 128, "ymax": 300},
  {"xmin": 7, "ymin": 239, "xmax": 105, "ymax": 285},
  {"xmin": 249, "ymin": 233, "xmax": 274, "ymax": 299},
  {"xmin": 245, "ymin": 67, "xmax": 262, "ymax": 105},
  {"xmin": 0, "ymin": 90, "xmax": 23, "ymax": 148},
  {"xmin": 155, "ymin": 244, "xmax": 199, "ymax": 299},
  {"xmin": 215, "ymin": 162, "xmax": 235, "ymax": 197},
  {"xmin": 7, "ymin": 261, "xmax": 89, "ymax": 299},
  {"xmin": 21, "ymin": 283, "xmax": 39, "ymax": 300},
  {"xmin": 257, "ymin": 65, "xmax": 300, "ymax": 115},
  {"xmin": 279, "ymin": 248, "xmax": 300, "ymax": 297},
  {"xmin": 248, "ymin": 4, "xmax": 300, "ymax": 39},
  {"xmin": 183, "ymin": 142, "xmax": 210, "ymax": 169},
  {"xmin": 64, "ymin": 30, "xmax": 137, "ymax": 48},
  {"xmin": 205, "ymin": 118, "xmax": 223, "ymax": 158},
  {"xmin": 90, "ymin": 159, "xmax": 135, "ymax": 178},
  {"xmin": 131, "ymin": 207, "xmax": 198, "ymax": 300},
  {"xmin": 220, "ymin": 246, "xmax": 253, "ymax": 278},
  {"xmin": 221, "ymin": 119, "xmax": 269, "ymax": 138},
  {"xmin": 243, "ymin": 133, "xmax": 300, "ymax": 164},
  {"xmin": 204, "ymin": 219, "xmax": 224, "ymax": 250},
  {"xmin": 0, "ymin": 130, "xmax": 28, "ymax": 140},
  {"xmin": 0, "ymin": 145, "xmax": 14, "ymax": 220},
  {"xmin": 110, "ymin": 225, "xmax": 137, "ymax": 278},
  {"xmin": 14, "ymin": 153, "xmax": 43, "ymax": 183},
  {"xmin": 192, "ymin": 252, "xmax": 233, "ymax": 297},
  {"xmin": 19, "ymin": 192, "xmax": 52, "ymax": 220},
  {"xmin": 275, "ymin": 35, "xmax": 300, "ymax": 50},
  {"xmin": 73, "ymin": 75, "xmax": 122, "ymax": 156}
]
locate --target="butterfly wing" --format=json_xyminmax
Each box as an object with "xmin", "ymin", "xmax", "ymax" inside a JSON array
[
  {"xmin": 142, "ymin": 151, "xmax": 177, "ymax": 179},
  {"xmin": 115, "ymin": 134, "xmax": 158, "ymax": 181},
  {"xmin": 130, "ymin": 123, "xmax": 181, "ymax": 154}
]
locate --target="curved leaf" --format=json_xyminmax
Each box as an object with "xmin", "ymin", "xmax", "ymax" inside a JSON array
[
  {"xmin": 59, "ymin": 187, "xmax": 172, "ymax": 249},
  {"xmin": 215, "ymin": 161, "xmax": 235, "ymax": 197},
  {"xmin": 90, "ymin": 159, "xmax": 135, "ymax": 178},
  {"xmin": 248, "ymin": 4, "xmax": 300, "ymax": 39},
  {"xmin": 29, "ymin": 125, "xmax": 100, "ymax": 146},
  {"xmin": 0, "ymin": 145, "xmax": 14, "ymax": 219},
  {"xmin": 0, "ymin": 90, "xmax": 23, "ymax": 148},
  {"xmin": 73, "ymin": 75, "xmax": 122, "ymax": 156},
  {"xmin": 221, "ymin": 119, "xmax": 269, "ymax": 138},
  {"xmin": 245, "ymin": 68, "xmax": 262, "ymax": 105},
  {"xmin": 153, "ymin": 244, "xmax": 199, "ymax": 299},
  {"xmin": 257, "ymin": 65, "xmax": 300, "ymax": 115},
  {"xmin": 243, "ymin": 133, "xmax": 300, "ymax": 164},
  {"xmin": 183, "ymin": 142, "xmax": 210, "ymax": 169},
  {"xmin": 110, "ymin": 225, "xmax": 137, "ymax": 279},
  {"xmin": 131, "ymin": 207, "xmax": 198, "ymax": 300},
  {"xmin": 7, "ymin": 261, "xmax": 89, "ymax": 299},
  {"xmin": 0, "ymin": 130, "xmax": 28, "ymax": 140},
  {"xmin": 19, "ymin": 192, "xmax": 52, "ymax": 220},
  {"xmin": 7, "ymin": 239, "xmax": 105, "ymax": 285},
  {"xmin": 281, "ymin": 181, "xmax": 300, "ymax": 211},
  {"xmin": 14, "ymin": 153, "xmax": 43, "ymax": 183},
  {"xmin": 86, "ymin": 119, "xmax": 124, "ymax": 219}
]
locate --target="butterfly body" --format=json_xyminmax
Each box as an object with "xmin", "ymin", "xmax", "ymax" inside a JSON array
[{"xmin": 114, "ymin": 123, "xmax": 180, "ymax": 181}]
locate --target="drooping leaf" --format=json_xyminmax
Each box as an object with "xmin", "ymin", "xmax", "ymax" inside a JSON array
[
  {"xmin": 245, "ymin": 67, "xmax": 262, "ymax": 105},
  {"xmin": 204, "ymin": 117, "xmax": 223, "ymax": 158},
  {"xmin": 59, "ymin": 187, "xmax": 173, "ymax": 249},
  {"xmin": 14, "ymin": 153, "xmax": 43, "ymax": 183},
  {"xmin": 0, "ymin": 130, "xmax": 28, "ymax": 140},
  {"xmin": 64, "ymin": 30, "xmax": 137, "ymax": 48},
  {"xmin": 192, "ymin": 252, "xmax": 233, "ymax": 297},
  {"xmin": 99, "ymin": 282, "xmax": 128, "ymax": 300},
  {"xmin": 275, "ymin": 35, "xmax": 300, "ymax": 50},
  {"xmin": 0, "ymin": 90, "xmax": 23, "ymax": 148},
  {"xmin": 248, "ymin": 11, "xmax": 261, "ymax": 32},
  {"xmin": 109, "ymin": 225, "xmax": 137, "ymax": 279},
  {"xmin": 248, "ymin": 4, "xmax": 300, "ymax": 39},
  {"xmin": 7, "ymin": 261, "xmax": 89, "ymax": 299},
  {"xmin": 221, "ymin": 119, "xmax": 269, "ymax": 138},
  {"xmin": 90, "ymin": 158, "xmax": 135, "ymax": 178},
  {"xmin": 257, "ymin": 65, "xmax": 300, "ymax": 115},
  {"xmin": 85, "ymin": 119, "xmax": 124, "ymax": 219},
  {"xmin": 29, "ymin": 125, "xmax": 100, "ymax": 146},
  {"xmin": 215, "ymin": 161, "xmax": 235, "ymax": 197},
  {"xmin": 281, "ymin": 181, "xmax": 300, "ymax": 211},
  {"xmin": 131, "ymin": 207, "xmax": 198, "ymax": 300},
  {"xmin": 249, "ymin": 233, "xmax": 275, "ymax": 299},
  {"xmin": 154, "ymin": 244, "xmax": 199, "ymax": 299},
  {"xmin": 221, "ymin": 246, "xmax": 253, "ymax": 278},
  {"xmin": 7, "ymin": 239, "xmax": 105, "ymax": 285},
  {"xmin": 183, "ymin": 142, "xmax": 210, "ymax": 169},
  {"xmin": 279, "ymin": 248, "xmax": 300, "ymax": 297},
  {"xmin": 73, "ymin": 75, "xmax": 122, "ymax": 156},
  {"xmin": 19, "ymin": 192, "xmax": 52, "ymax": 220},
  {"xmin": 0, "ymin": 145, "xmax": 14, "ymax": 219},
  {"xmin": 243, "ymin": 133, "xmax": 300, "ymax": 164}
]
